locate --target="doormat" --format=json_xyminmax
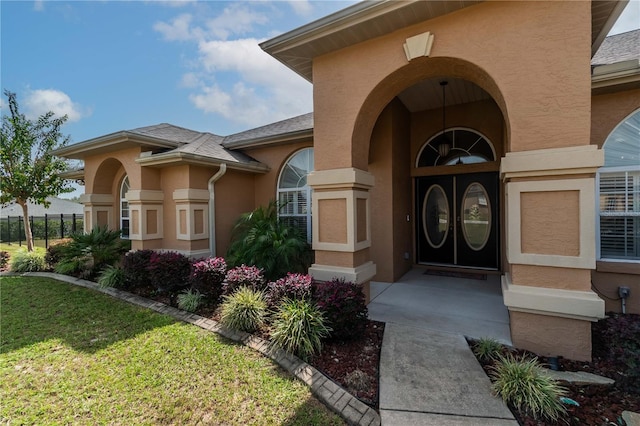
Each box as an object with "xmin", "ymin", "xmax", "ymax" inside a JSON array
[{"xmin": 424, "ymin": 270, "xmax": 487, "ymax": 280}]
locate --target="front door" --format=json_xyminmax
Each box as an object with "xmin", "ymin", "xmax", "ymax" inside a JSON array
[{"xmin": 416, "ymin": 172, "xmax": 499, "ymax": 269}]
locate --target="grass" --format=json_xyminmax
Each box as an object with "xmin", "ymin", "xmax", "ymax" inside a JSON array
[
  {"xmin": 0, "ymin": 242, "xmax": 47, "ymax": 257},
  {"xmin": 0, "ymin": 276, "xmax": 345, "ymax": 425}
]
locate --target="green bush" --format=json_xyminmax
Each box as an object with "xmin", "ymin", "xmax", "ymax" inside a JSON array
[
  {"xmin": 54, "ymin": 226, "xmax": 130, "ymax": 280},
  {"xmin": 472, "ymin": 337, "xmax": 504, "ymax": 362},
  {"xmin": 45, "ymin": 238, "xmax": 73, "ymax": 269},
  {"xmin": 177, "ymin": 289, "xmax": 204, "ymax": 313},
  {"xmin": 220, "ymin": 287, "xmax": 267, "ymax": 333},
  {"xmin": 10, "ymin": 249, "xmax": 46, "ymax": 272},
  {"xmin": 271, "ymin": 298, "xmax": 331, "ymax": 361},
  {"xmin": 97, "ymin": 266, "xmax": 125, "ymax": 289},
  {"xmin": 490, "ymin": 354, "xmax": 567, "ymax": 422},
  {"xmin": 226, "ymin": 201, "xmax": 312, "ymax": 282}
]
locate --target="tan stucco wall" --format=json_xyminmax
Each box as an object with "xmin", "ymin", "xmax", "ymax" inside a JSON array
[
  {"xmin": 312, "ymin": 0, "xmax": 591, "ymax": 172},
  {"xmin": 591, "ymin": 88, "xmax": 640, "ymax": 148},
  {"xmin": 510, "ymin": 311, "xmax": 592, "ymax": 361},
  {"xmin": 214, "ymin": 170, "xmax": 256, "ymax": 256},
  {"xmin": 245, "ymin": 141, "xmax": 313, "ymax": 207}
]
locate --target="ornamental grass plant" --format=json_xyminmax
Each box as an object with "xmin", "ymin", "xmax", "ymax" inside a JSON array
[
  {"xmin": 177, "ymin": 289, "xmax": 204, "ymax": 313},
  {"xmin": 490, "ymin": 354, "xmax": 567, "ymax": 422},
  {"xmin": 220, "ymin": 286, "xmax": 268, "ymax": 333},
  {"xmin": 472, "ymin": 337, "xmax": 504, "ymax": 362},
  {"xmin": 97, "ymin": 266, "xmax": 125, "ymax": 289},
  {"xmin": 9, "ymin": 248, "xmax": 46, "ymax": 272},
  {"xmin": 271, "ymin": 298, "xmax": 331, "ymax": 361}
]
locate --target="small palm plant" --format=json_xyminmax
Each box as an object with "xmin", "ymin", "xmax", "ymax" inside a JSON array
[{"xmin": 226, "ymin": 201, "xmax": 311, "ymax": 282}]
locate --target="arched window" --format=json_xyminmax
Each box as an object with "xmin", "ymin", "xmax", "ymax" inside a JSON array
[
  {"xmin": 416, "ymin": 128, "xmax": 496, "ymax": 167},
  {"xmin": 120, "ymin": 176, "xmax": 130, "ymax": 238},
  {"xmin": 597, "ymin": 109, "xmax": 640, "ymax": 261},
  {"xmin": 277, "ymin": 148, "xmax": 313, "ymax": 243}
]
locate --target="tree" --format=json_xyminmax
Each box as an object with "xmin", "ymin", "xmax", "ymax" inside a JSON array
[{"xmin": 1, "ymin": 90, "xmax": 72, "ymax": 251}]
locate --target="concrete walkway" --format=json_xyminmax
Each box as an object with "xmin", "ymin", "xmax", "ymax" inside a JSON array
[{"xmin": 371, "ymin": 269, "xmax": 517, "ymax": 425}]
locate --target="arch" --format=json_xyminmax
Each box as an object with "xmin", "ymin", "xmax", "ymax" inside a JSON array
[
  {"xmin": 597, "ymin": 108, "xmax": 640, "ymax": 261},
  {"xmin": 416, "ymin": 127, "xmax": 497, "ymax": 167},
  {"xmin": 352, "ymin": 56, "xmax": 510, "ymax": 171},
  {"xmin": 92, "ymin": 157, "xmax": 128, "ymax": 194},
  {"xmin": 277, "ymin": 148, "xmax": 314, "ymax": 242}
]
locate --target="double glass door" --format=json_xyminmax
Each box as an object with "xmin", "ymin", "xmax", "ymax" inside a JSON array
[{"xmin": 416, "ymin": 172, "xmax": 499, "ymax": 269}]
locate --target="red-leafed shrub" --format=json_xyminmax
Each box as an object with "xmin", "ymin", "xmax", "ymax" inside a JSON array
[
  {"xmin": 148, "ymin": 251, "xmax": 191, "ymax": 293},
  {"xmin": 0, "ymin": 251, "xmax": 10, "ymax": 271},
  {"xmin": 122, "ymin": 249, "xmax": 155, "ymax": 290},
  {"xmin": 190, "ymin": 257, "xmax": 227, "ymax": 301},
  {"xmin": 223, "ymin": 264, "xmax": 266, "ymax": 295},
  {"xmin": 267, "ymin": 273, "xmax": 313, "ymax": 308},
  {"xmin": 313, "ymin": 278, "xmax": 368, "ymax": 341}
]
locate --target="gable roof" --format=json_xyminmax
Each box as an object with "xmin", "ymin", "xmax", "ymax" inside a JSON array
[
  {"xmin": 223, "ymin": 113, "xmax": 313, "ymax": 149},
  {"xmin": 592, "ymin": 29, "xmax": 640, "ymax": 66},
  {"xmin": 262, "ymin": 0, "xmax": 628, "ymax": 82}
]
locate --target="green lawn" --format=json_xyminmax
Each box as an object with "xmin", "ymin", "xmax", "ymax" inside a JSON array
[
  {"xmin": 0, "ymin": 276, "xmax": 344, "ymax": 425},
  {"xmin": 0, "ymin": 243, "xmax": 47, "ymax": 257}
]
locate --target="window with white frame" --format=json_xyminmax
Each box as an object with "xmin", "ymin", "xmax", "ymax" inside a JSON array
[
  {"xmin": 120, "ymin": 176, "xmax": 130, "ymax": 238},
  {"xmin": 598, "ymin": 109, "xmax": 640, "ymax": 261},
  {"xmin": 277, "ymin": 148, "xmax": 313, "ymax": 243}
]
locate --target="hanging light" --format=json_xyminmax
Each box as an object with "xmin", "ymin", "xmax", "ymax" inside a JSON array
[{"xmin": 437, "ymin": 80, "xmax": 451, "ymax": 158}]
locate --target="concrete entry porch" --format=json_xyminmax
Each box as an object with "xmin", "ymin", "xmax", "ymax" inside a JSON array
[{"xmin": 368, "ymin": 268, "xmax": 511, "ymax": 345}]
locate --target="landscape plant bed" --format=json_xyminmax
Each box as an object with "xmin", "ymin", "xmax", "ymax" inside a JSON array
[
  {"xmin": 138, "ymin": 287, "xmax": 385, "ymax": 409},
  {"xmin": 471, "ymin": 313, "xmax": 640, "ymax": 426}
]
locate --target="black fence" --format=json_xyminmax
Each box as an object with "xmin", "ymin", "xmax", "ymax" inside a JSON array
[{"xmin": 0, "ymin": 214, "xmax": 84, "ymax": 248}]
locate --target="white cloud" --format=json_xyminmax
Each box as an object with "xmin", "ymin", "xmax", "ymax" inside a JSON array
[
  {"xmin": 24, "ymin": 89, "xmax": 89, "ymax": 123},
  {"xmin": 609, "ymin": 0, "xmax": 640, "ymax": 35},
  {"xmin": 179, "ymin": 72, "xmax": 200, "ymax": 88},
  {"xmin": 153, "ymin": 13, "xmax": 201, "ymax": 41},
  {"xmin": 204, "ymin": 4, "xmax": 268, "ymax": 40},
  {"xmin": 33, "ymin": 0, "xmax": 44, "ymax": 12},
  {"xmin": 288, "ymin": 0, "xmax": 313, "ymax": 17}
]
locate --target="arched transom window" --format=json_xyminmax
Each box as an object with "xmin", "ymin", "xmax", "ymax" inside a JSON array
[
  {"xmin": 277, "ymin": 148, "xmax": 313, "ymax": 243},
  {"xmin": 417, "ymin": 128, "xmax": 496, "ymax": 167},
  {"xmin": 120, "ymin": 176, "xmax": 130, "ymax": 238},
  {"xmin": 597, "ymin": 109, "xmax": 640, "ymax": 261}
]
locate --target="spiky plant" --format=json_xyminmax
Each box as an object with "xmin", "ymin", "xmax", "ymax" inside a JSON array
[
  {"xmin": 220, "ymin": 287, "xmax": 267, "ymax": 333},
  {"xmin": 473, "ymin": 337, "xmax": 504, "ymax": 361},
  {"xmin": 10, "ymin": 249, "xmax": 46, "ymax": 272},
  {"xmin": 97, "ymin": 266, "xmax": 125, "ymax": 289},
  {"xmin": 177, "ymin": 289, "xmax": 204, "ymax": 313}
]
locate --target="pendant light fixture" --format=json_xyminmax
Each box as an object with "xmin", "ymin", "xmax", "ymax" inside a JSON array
[{"xmin": 437, "ymin": 80, "xmax": 451, "ymax": 158}]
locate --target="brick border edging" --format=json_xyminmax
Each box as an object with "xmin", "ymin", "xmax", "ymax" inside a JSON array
[{"xmin": 6, "ymin": 272, "xmax": 381, "ymax": 426}]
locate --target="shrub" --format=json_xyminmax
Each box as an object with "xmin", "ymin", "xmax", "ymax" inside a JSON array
[
  {"xmin": 271, "ymin": 298, "xmax": 331, "ymax": 361},
  {"xmin": 122, "ymin": 249, "xmax": 155, "ymax": 290},
  {"xmin": 220, "ymin": 287, "xmax": 267, "ymax": 333},
  {"xmin": 44, "ymin": 238, "xmax": 72, "ymax": 269},
  {"xmin": 226, "ymin": 201, "xmax": 312, "ymax": 281},
  {"xmin": 473, "ymin": 337, "xmax": 504, "ymax": 362},
  {"xmin": 0, "ymin": 251, "xmax": 9, "ymax": 271},
  {"xmin": 266, "ymin": 273, "xmax": 313, "ymax": 308},
  {"xmin": 312, "ymin": 278, "xmax": 367, "ymax": 341},
  {"xmin": 53, "ymin": 227, "xmax": 130, "ymax": 279},
  {"xmin": 190, "ymin": 257, "xmax": 227, "ymax": 301},
  {"xmin": 177, "ymin": 289, "xmax": 204, "ymax": 313},
  {"xmin": 10, "ymin": 249, "xmax": 46, "ymax": 272},
  {"xmin": 97, "ymin": 266, "xmax": 125, "ymax": 289},
  {"xmin": 223, "ymin": 264, "xmax": 266, "ymax": 295},
  {"xmin": 148, "ymin": 251, "xmax": 191, "ymax": 293},
  {"xmin": 490, "ymin": 354, "xmax": 567, "ymax": 422}
]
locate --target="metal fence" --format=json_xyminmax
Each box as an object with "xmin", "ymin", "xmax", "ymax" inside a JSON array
[{"xmin": 0, "ymin": 214, "xmax": 84, "ymax": 248}]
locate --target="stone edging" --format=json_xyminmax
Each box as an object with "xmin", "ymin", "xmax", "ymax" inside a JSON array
[{"xmin": 6, "ymin": 272, "xmax": 381, "ymax": 426}]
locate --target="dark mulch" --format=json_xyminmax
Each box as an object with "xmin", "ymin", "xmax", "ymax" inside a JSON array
[{"xmin": 472, "ymin": 312, "xmax": 640, "ymax": 426}]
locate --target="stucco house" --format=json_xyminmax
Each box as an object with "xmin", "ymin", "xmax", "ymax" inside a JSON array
[{"xmin": 54, "ymin": 0, "xmax": 640, "ymax": 361}]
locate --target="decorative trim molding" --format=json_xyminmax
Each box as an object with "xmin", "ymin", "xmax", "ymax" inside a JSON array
[
  {"xmin": 176, "ymin": 204, "xmax": 209, "ymax": 241},
  {"xmin": 129, "ymin": 205, "xmax": 163, "ymax": 240},
  {"xmin": 502, "ymin": 274, "xmax": 605, "ymax": 322},
  {"xmin": 313, "ymin": 189, "xmax": 370, "ymax": 252},
  {"xmin": 403, "ymin": 31, "xmax": 434, "ymax": 61},
  {"xmin": 507, "ymin": 178, "xmax": 596, "ymax": 269},
  {"xmin": 79, "ymin": 193, "xmax": 113, "ymax": 205},
  {"xmin": 308, "ymin": 168, "xmax": 374, "ymax": 190},
  {"xmin": 172, "ymin": 189, "xmax": 210, "ymax": 203},
  {"xmin": 309, "ymin": 261, "xmax": 377, "ymax": 284},
  {"xmin": 125, "ymin": 190, "xmax": 164, "ymax": 203},
  {"xmin": 501, "ymin": 145, "xmax": 604, "ymax": 179}
]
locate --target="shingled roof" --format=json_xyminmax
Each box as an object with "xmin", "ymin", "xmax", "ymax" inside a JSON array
[
  {"xmin": 592, "ymin": 29, "xmax": 640, "ymax": 66},
  {"xmin": 223, "ymin": 113, "xmax": 313, "ymax": 149}
]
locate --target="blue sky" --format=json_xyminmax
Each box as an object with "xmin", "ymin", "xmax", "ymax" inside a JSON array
[{"xmin": 1, "ymin": 0, "xmax": 639, "ymax": 198}]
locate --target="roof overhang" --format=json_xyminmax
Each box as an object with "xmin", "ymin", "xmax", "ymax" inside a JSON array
[
  {"xmin": 60, "ymin": 168, "xmax": 85, "ymax": 180},
  {"xmin": 592, "ymin": 59, "xmax": 640, "ymax": 94},
  {"xmin": 223, "ymin": 128, "xmax": 314, "ymax": 150},
  {"xmin": 261, "ymin": 0, "xmax": 628, "ymax": 82},
  {"xmin": 52, "ymin": 131, "xmax": 184, "ymax": 160},
  {"xmin": 135, "ymin": 151, "xmax": 270, "ymax": 173}
]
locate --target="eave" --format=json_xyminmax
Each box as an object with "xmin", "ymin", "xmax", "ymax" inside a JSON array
[
  {"xmin": 592, "ymin": 59, "xmax": 640, "ymax": 95},
  {"xmin": 52, "ymin": 132, "xmax": 184, "ymax": 160},
  {"xmin": 223, "ymin": 128, "xmax": 314, "ymax": 150},
  {"xmin": 135, "ymin": 151, "xmax": 270, "ymax": 173}
]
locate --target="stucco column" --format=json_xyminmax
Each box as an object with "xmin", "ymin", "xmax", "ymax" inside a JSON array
[
  {"xmin": 501, "ymin": 145, "xmax": 605, "ymax": 361},
  {"xmin": 78, "ymin": 193, "xmax": 114, "ymax": 232},
  {"xmin": 307, "ymin": 168, "xmax": 377, "ymax": 301},
  {"xmin": 125, "ymin": 190, "xmax": 164, "ymax": 251}
]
